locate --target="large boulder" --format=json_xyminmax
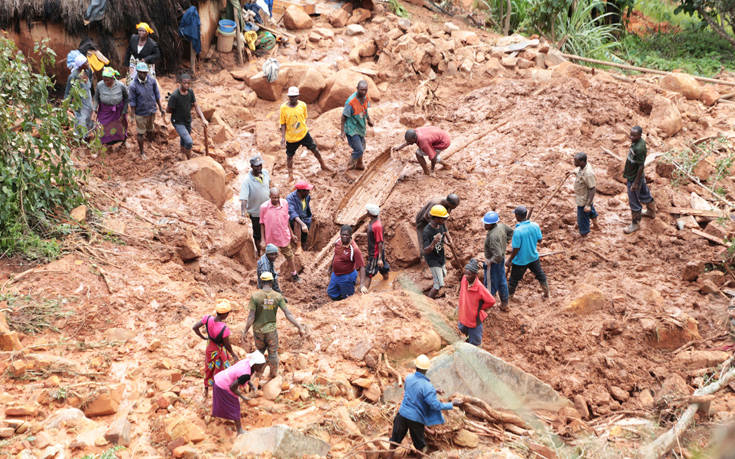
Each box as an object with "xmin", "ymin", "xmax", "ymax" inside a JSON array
[
  {"xmin": 390, "ymin": 221, "xmax": 421, "ymax": 266},
  {"xmin": 563, "ymin": 284, "xmax": 607, "ymax": 314},
  {"xmin": 319, "ymin": 70, "xmax": 380, "ymax": 111},
  {"xmin": 661, "ymin": 73, "xmax": 703, "ymax": 100},
  {"xmin": 283, "ymin": 64, "xmax": 328, "ymax": 104},
  {"xmin": 219, "ymin": 221, "xmax": 254, "ymax": 257},
  {"xmin": 283, "ymin": 6, "xmax": 313, "ymax": 30},
  {"xmin": 176, "ymin": 156, "xmax": 228, "ymax": 208},
  {"xmin": 327, "ymin": 7, "xmax": 351, "ymax": 28},
  {"xmin": 231, "ymin": 425, "xmax": 330, "ymax": 458},
  {"xmin": 248, "ymin": 71, "xmax": 285, "ymax": 102},
  {"xmin": 650, "ymin": 95, "xmax": 682, "ymax": 138},
  {"xmin": 165, "ymin": 415, "xmax": 206, "ymax": 444}
]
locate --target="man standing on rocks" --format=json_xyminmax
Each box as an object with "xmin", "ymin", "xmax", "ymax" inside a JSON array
[
  {"xmin": 416, "ymin": 194, "xmax": 460, "ymax": 260},
  {"xmin": 573, "ymin": 152, "xmax": 598, "ymax": 236},
  {"xmin": 458, "ymin": 259, "xmax": 495, "ymax": 345},
  {"xmin": 482, "ymin": 211, "xmax": 513, "ymax": 311},
  {"xmin": 340, "ymin": 80, "xmax": 373, "ymax": 170},
  {"xmin": 507, "ymin": 206, "xmax": 549, "ymax": 300},
  {"xmin": 260, "ymin": 187, "xmax": 299, "ymax": 282},
  {"xmin": 423, "ymin": 205, "xmax": 453, "ymax": 299},
  {"xmin": 393, "ymin": 126, "xmax": 451, "ymax": 175},
  {"xmin": 128, "ymin": 61, "xmax": 166, "ymax": 159},
  {"xmin": 364, "ymin": 203, "xmax": 389, "ymax": 289},
  {"xmin": 242, "ymin": 272, "xmax": 305, "ymax": 379},
  {"xmin": 327, "ymin": 225, "xmax": 367, "ymax": 300},
  {"xmin": 166, "ymin": 73, "xmax": 208, "ymax": 159},
  {"xmin": 240, "ymin": 155, "xmax": 271, "ymax": 255},
  {"xmin": 388, "ymin": 354, "xmax": 460, "ymax": 457},
  {"xmin": 279, "ymin": 86, "xmax": 330, "ymax": 181},
  {"xmin": 257, "ymin": 244, "xmax": 282, "ymax": 293},
  {"xmin": 286, "ymin": 180, "xmax": 313, "ymax": 251},
  {"xmin": 623, "ymin": 126, "xmax": 655, "ymax": 234}
]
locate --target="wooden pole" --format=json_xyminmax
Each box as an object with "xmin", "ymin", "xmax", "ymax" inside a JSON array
[
  {"xmin": 190, "ymin": 43, "xmax": 196, "ymax": 74},
  {"xmin": 561, "ymin": 53, "xmax": 735, "ymax": 87}
]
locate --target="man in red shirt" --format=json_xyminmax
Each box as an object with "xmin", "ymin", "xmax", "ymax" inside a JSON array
[
  {"xmin": 327, "ymin": 225, "xmax": 367, "ymax": 300},
  {"xmin": 458, "ymin": 259, "xmax": 495, "ymax": 346},
  {"xmin": 393, "ymin": 126, "xmax": 451, "ymax": 175},
  {"xmin": 364, "ymin": 203, "xmax": 389, "ymax": 289}
]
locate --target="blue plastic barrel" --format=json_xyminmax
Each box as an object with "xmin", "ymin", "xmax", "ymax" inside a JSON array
[{"xmin": 218, "ymin": 19, "xmax": 236, "ymax": 33}]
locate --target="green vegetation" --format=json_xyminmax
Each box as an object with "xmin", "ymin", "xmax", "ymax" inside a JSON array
[
  {"xmin": 1, "ymin": 293, "xmax": 73, "ymax": 334},
  {"xmin": 388, "ymin": 0, "xmax": 409, "ymax": 18},
  {"xmin": 81, "ymin": 447, "xmax": 124, "ymax": 459},
  {"xmin": 635, "ymin": 0, "xmax": 698, "ymax": 26},
  {"xmin": 0, "ymin": 37, "xmax": 89, "ymax": 261}
]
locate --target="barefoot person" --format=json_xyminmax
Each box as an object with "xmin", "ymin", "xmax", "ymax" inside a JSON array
[
  {"xmin": 279, "ymin": 86, "xmax": 330, "ymax": 181},
  {"xmin": 573, "ymin": 152, "xmax": 598, "ymax": 236},
  {"xmin": 166, "ymin": 73, "xmax": 208, "ymax": 159},
  {"xmin": 211, "ymin": 350, "xmax": 266, "ymax": 435},
  {"xmin": 507, "ymin": 206, "xmax": 549, "ymax": 301},
  {"xmin": 393, "ymin": 126, "xmax": 451, "ymax": 175},
  {"xmin": 623, "ymin": 126, "xmax": 655, "ymax": 234},
  {"xmin": 128, "ymin": 62, "xmax": 165, "ymax": 159},
  {"xmin": 191, "ymin": 299, "xmax": 239, "ymax": 398},
  {"xmin": 340, "ymin": 80, "xmax": 373, "ymax": 170}
]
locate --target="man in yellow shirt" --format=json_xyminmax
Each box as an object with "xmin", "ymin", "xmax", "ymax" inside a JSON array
[{"xmin": 280, "ymin": 86, "xmax": 330, "ymax": 181}]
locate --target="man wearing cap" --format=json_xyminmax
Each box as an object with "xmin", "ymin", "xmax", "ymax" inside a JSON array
[
  {"xmin": 458, "ymin": 259, "xmax": 495, "ymax": 345},
  {"xmin": 243, "ymin": 272, "xmax": 305, "ymax": 379},
  {"xmin": 573, "ymin": 152, "xmax": 598, "ymax": 236},
  {"xmin": 328, "ymin": 225, "xmax": 367, "ymax": 300},
  {"xmin": 393, "ymin": 126, "xmax": 452, "ymax": 175},
  {"xmin": 340, "ymin": 80, "xmax": 374, "ymax": 170},
  {"xmin": 280, "ymin": 86, "xmax": 330, "ymax": 181},
  {"xmin": 388, "ymin": 354, "xmax": 460, "ymax": 457},
  {"xmin": 286, "ymin": 180, "xmax": 313, "ymax": 251},
  {"xmin": 128, "ymin": 61, "xmax": 165, "ymax": 158},
  {"xmin": 167, "ymin": 73, "xmax": 208, "ymax": 159},
  {"xmin": 240, "ymin": 155, "xmax": 271, "ymax": 254},
  {"xmin": 260, "ymin": 187, "xmax": 299, "ymax": 282},
  {"xmin": 365, "ymin": 203, "xmax": 389, "ymax": 288},
  {"xmin": 483, "ymin": 211, "xmax": 513, "ymax": 311},
  {"xmin": 623, "ymin": 126, "xmax": 655, "ymax": 234},
  {"xmin": 423, "ymin": 205, "xmax": 453, "ymax": 299},
  {"xmin": 415, "ymin": 194, "xmax": 460, "ymax": 260},
  {"xmin": 257, "ymin": 244, "xmax": 282, "ymax": 293},
  {"xmin": 506, "ymin": 206, "xmax": 549, "ymax": 300}
]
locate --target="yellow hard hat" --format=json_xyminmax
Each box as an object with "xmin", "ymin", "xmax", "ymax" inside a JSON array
[
  {"xmin": 215, "ymin": 299, "xmax": 232, "ymax": 314},
  {"xmin": 260, "ymin": 271, "xmax": 274, "ymax": 281},
  {"xmin": 415, "ymin": 354, "xmax": 431, "ymax": 370},
  {"xmin": 429, "ymin": 205, "xmax": 449, "ymax": 218}
]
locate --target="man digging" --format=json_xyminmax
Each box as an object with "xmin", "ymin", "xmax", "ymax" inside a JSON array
[{"xmin": 393, "ymin": 126, "xmax": 452, "ymax": 175}]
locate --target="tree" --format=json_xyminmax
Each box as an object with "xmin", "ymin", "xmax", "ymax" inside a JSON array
[
  {"xmin": 675, "ymin": 0, "xmax": 735, "ymax": 48},
  {"xmin": 0, "ymin": 37, "xmax": 87, "ymax": 259}
]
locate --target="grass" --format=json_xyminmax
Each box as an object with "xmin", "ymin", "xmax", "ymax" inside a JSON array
[
  {"xmin": 81, "ymin": 447, "xmax": 124, "ymax": 459},
  {"xmin": 634, "ymin": 0, "xmax": 699, "ymax": 28},
  {"xmin": 1, "ymin": 294, "xmax": 73, "ymax": 334}
]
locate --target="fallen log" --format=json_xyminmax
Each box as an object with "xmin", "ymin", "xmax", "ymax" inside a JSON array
[
  {"xmin": 691, "ymin": 228, "xmax": 728, "ymax": 246},
  {"xmin": 669, "ymin": 158, "xmax": 735, "ymax": 208},
  {"xmin": 454, "ymin": 394, "xmax": 527, "ymax": 429},
  {"xmin": 641, "ymin": 364, "xmax": 735, "ymax": 459}
]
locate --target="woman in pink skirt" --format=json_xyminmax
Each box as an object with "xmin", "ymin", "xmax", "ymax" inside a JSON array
[{"xmin": 212, "ymin": 350, "xmax": 266, "ymax": 434}]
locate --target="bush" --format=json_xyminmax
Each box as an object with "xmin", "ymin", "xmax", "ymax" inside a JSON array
[{"xmin": 0, "ymin": 38, "xmax": 87, "ymax": 260}]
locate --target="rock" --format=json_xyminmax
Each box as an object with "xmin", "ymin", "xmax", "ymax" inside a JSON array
[
  {"xmin": 544, "ymin": 48, "xmax": 566, "ymax": 67},
  {"xmin": 263, "ymin": 376, "xmax": 283, "ymax": 400},
  {"xmin": 381, "ymin": 384, "xmax": 404, "ymax": 404},
  {"xmin": 501, "ymin": 56, "xmax": 517, "ymax": 68},
  {"xmin": 677, "ymin": 215, "xmax": 699, "ymax": 230},
  {"xmin": 327, "ymin": 7, "xmax": 350, "ymax": 28},
  {"xmin": 564, "ymin": 284, "xmax": 606, "ymax": 314},
  {"xmin": 319, "ymin": 70, "xmax": 380, "ymax": 111},
  {"xmin": 173, "ymin": 445, "xmax": 200, "ymax": 458},
  {"xmin": 5, "ymin": 404, "xmax": 39, "ymax": 417},
  {"xmin": 0, "ymin": 328, "xmax": 22, "ymax": 351},
  {"xmin": 283, "ymin": 6, "xmax": 313, "ymax": 30},
  {"xmin": 427, "ymin": 342, "xmax": 571, "ymax": 412},
  {"xmin": 444, "ymin": 22, "xmax": 459, "ymax": 32},
  {"xmin": 292, "ymin": 370, "xmax": 312, "ymax": 384},
  {"xmin": 655, "ymin": 160, "xmax": 675, "ymax": 179},
  {"xmin": 335, "ymin": 406, "xmax": 362, "ymax": 437},
  {"xmin": 609, "ymin": 386, "xmax": 629, "ymax": 403},
  {"xmin": 459, "ymin": 58, "xmax": 473, "ymax": 73},
  {"xmin": 408, "ymin": 328, "xmax": 442, "ymax": 355},
  {"xmin": 358, "ymin": 40, "xmax": 377, "ymax": 57},
  {"xmin": 363, "ymin": 383, "xmax": 381, "ymax": 403},
  {"xmin": 220, "ymin": 221, "xmax": 252, "ymax": 257},
  {"xmin": 104, "ymin": 415, "xmax": 131, "ymax": 446},
  {"xmin": 83, "ymin": 386, "xmax": 122, "ymax": 417},
  {"xmin": 70, "ymin": 205, "xmax": 88, "ymax": 222},
  {"xmin": 177, "ymin": 232, "xmax": 202, "ymax": 261},
  {"xmin": 165, "ymin": 416, "xmax": 206, "ymax": 444},
  {"xmin": 674, "ymin": 350, "xmax": 730, "ymax": 369},
  {"xmin": 242, "ymin": 89, "xmax": 258, "ymax": 107},
  {"xmin": 397, "ymin": 18, "xmax": 411, "ymax": 31},
  {"xmin": 287, "ymin": 65, "xmax": 327, "ymax": 104},
  {"xmin": 650, "ymin": 95, "xmax": 682, "ymax": 138},
  {"xmin": 454, "ymin": 428, "xmax": 479, "ymax": 448},
  {"xmin": 573, "ymin": 394, "xmax": 590, "ymax": 419},
  {"xmin": 517, "ymin": 57, "xmax": 535, "ymax": 69},
  {"xmin": 700, "ymin": 87, "xmax": 719, "ymax": 106},
  {"xmin": 654, "ymin": 374, "xmax": 690, "ymax": 409},
  {"xmin": 637, "ymin": 389, "xmax": 654, "ymax": 410},
  {"xmin": 248, "ymin": 71, "xmax": 285, "ymax": 102},
  {"xmin": 176, "ymin": 156, "xmax": 228, "ymax": 208},
  {"xmin": 391, "ymin": 221, "xmax": 420, "ymax": 265},
  {"xmin": 348, "ymin": 8, "xmax": 372, "ymax": 25},
  {"xmin": 699, "ymin": 279, "xmax": 720, "ymax": 294},
  {"xmin": 231, "ymin": 425, "xmax": 330, "ymax": 457},
  {"xmin": 313, "ymin": 28, "xmax": 335, "ymax": 40},
  {"xmin": 0, "ymin": 427, "xmax": 14, "ymax": 438},
  {"xmin": 399, "ymin": 113, "xmax": 426, "ymax": 129},
  {"xmin": 345, "ymin": 24, "xmax": 366, "ymax": 36},
  {"xmin": 44, "ymin": 408, "xmax": 89, "ymax": 429},
  {"xmin": 682, "ymin": 261, "xmax": 703, "ymax": 281},
  {"xmin": 352, "ymin": 377, "xmax": 374, "ymax": 389},
  {"xmin": 10, "ymin": 360, "xmax": 26, "ymax": 377},
  {"xmin": 156, "ymin": 391, "xmax": 178, "ymax": 409},
  {"xmin": 451, "ymin": 30, "xmax": 478, "ymax": 45},
  {"xmin": 661, "ymin": 73, "xmax": 703, "ymax": 100},
  {"xmin": 704, "ymin": 220, "xmax": 729, "ymax": 240}
]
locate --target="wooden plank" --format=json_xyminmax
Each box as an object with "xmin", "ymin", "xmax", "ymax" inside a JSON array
[
  {"xmin": 691, "ymin": 229, "xmax": 728, "ymax": 246},
  {"xmin": 665, "ymin": 207, "xmax": 728, "ymax": 218}
]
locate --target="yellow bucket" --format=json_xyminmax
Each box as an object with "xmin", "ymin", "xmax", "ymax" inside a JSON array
[{"xmin": 86, "ymin": 50, "xmax": 109, "ymax": 72}]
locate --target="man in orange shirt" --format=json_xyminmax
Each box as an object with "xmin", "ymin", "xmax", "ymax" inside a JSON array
[{"xmin": 457, "ymin": 259, "xmax": 495, "ymax": 346}]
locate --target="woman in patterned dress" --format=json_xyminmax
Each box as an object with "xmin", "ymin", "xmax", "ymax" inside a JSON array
[{"xmin": 192, "ymin": 299, "xmax": 239, "ymax": 398}]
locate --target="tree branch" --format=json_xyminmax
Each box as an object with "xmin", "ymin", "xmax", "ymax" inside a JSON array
[{"xmin": 698, "ymin": 6, "xmax": 735, "ymax": 49}]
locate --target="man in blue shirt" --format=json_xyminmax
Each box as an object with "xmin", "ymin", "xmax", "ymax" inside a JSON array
[
  {"xmin": 506, "ymin": 206, "xmax": 549, "ymax": 301},
  {"xmin": 286, "ymin": 180, "xmax": 313, "ymax": 250},
  {"xmin": 388, "ymin": 355, "xmax": 460, "ymax": 457},
  {"xmin": 128, "ymin": 62, "xmax": 165, "ymax": 159}
]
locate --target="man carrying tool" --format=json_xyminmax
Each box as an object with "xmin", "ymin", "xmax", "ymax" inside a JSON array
[
  {"xmin": 507, "ymin": 206, "xmax": 549, "ymax": 300},
  {"xmin": 573, "ymin": 152, "xmax": 598, "ymax": 236},
  {"xmin": 260, "ymin": 187, "xmax": 299, "ymax": 282},
  {"xmin": 388, "ymin": 354, "xmax": 461, "ymax": 458},
  {"xmin": 340, "ymin": 80, "xmax": 373, "ymax": 170},
  {"xmin": 623, "ymin": 126, "xmax": 655, "ymax": 234},
  {"xmin": 240, "ymin": 155, "xmax": 271, "ymax": 255},
  {"xmin": 286, "ymin": 180, "xmax": 313, "ymax": 251},
  {"xmin": 423, "ymin": 205, "xmax": 453, "ymax": 299},
  {"xmin": 280, "ymin": 86, "xmax": 330, "ymax": 181},
  {"xmin": 242, "ymin": 271, "xmax": 305, "ymax": 379},
  {"xmin": 393, "ymin": 126, "xmax": 451, "ymax": 175},
  {"xmin": 415, "ymin": 194, "xmax": 460, "ymax": 260},
  {"xmin": 483, "ymin": 211, "xmax": 513, "ymax": 311},
  {"xmin": 166, "ymin": 73, "xmax": 207, "ymax": 159},
  {"xmin": 458, "ymin": 259, "xmax": 495, "ymax": 345}
]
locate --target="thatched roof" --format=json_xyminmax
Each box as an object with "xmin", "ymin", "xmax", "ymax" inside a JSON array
[{"xmin": 0, "ymin": 0, "xmax": 188, "ymax": 73}]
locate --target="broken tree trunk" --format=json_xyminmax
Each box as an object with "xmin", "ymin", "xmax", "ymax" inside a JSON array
[{"xmin": 640, "ymin": 365, "xmax": 735, "ymax": 459}]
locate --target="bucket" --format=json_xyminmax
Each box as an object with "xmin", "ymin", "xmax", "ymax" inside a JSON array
[
  {"xmin": 217, "ymin": 29, "xmax": 236, "ymax": 53},
  {"xmin": 218, "ymin": 19, "xmax": 236, "ymax": 33}
]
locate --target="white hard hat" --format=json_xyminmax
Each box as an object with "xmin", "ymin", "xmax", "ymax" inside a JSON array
[
  {"xmin": 414, "ymin": 354, "xmax": 430, "ymax": 370},
  {"xmin": 287, "ymin": 86, "xmax": 299, "ymax": 96}
]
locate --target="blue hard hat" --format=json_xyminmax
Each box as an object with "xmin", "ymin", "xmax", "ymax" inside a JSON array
[{"xmin": 483, "ymin": 211, "xmax": 499, "ymax": 224}]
